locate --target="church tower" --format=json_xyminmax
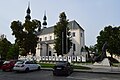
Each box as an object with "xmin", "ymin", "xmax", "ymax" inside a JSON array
[
  {"xmin": 42, "ymin": 11, "xmax": 47, "ymax": 28},
  {"xmin": 25, "ymin": 2, "xmax": 31, "ymax": 21}
]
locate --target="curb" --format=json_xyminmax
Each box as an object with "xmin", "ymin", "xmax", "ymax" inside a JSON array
[
  {"xmin": 74, "ymin": 70, "xmax": 120, "ymax": 74},
  {"xmin": 41, "ymin": 68, "xmax": 53, "ymax": 71},
  {"xmin": 41, "ymin": 68, "xmax": 120, "ymax": 74}
]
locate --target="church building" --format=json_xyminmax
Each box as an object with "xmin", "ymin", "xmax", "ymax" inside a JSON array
[
  {"xmin": 24, "ymin": 4, "xmax": 86, "ymax": 62},
  {"xmin": 35, "ymin": 14, "xmax": 85, "ymax": 58}
]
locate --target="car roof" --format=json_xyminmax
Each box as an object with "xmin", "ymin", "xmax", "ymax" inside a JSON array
[
  {"xmin": 55, "ymin": 61, "xmax": 69, "ymax": 66},
  {"xmin": 16, "ymin": 60, "xmax": 36, "ymax": 63}
]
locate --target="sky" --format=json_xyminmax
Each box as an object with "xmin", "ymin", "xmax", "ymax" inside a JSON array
[{"xmin": 0, "ymin": 0, "xmax": 120, "ymax": 46}]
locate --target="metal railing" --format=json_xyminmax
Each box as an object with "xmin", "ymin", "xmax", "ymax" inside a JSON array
[{"xmin": 18, "ymin": 55, "xmax": 86, "ymax": 63}]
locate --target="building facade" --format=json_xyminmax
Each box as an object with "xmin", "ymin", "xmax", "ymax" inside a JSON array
[
  {"xmin": 36, "ymin": 20, "xmax": 85, "ymax": 58},
  {"xmin": 19, "ymin": 4, "xmax": 87, "ymax": 62}
]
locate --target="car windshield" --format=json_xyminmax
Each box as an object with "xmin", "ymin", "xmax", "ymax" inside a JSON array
[
  {"xmin": 56, "ymin": 61, "xmax": 68, "ymax": 66},
  {"xmin": 16, "ymin": 60, "xmax": 24, "ymax": 64},
  {"xmin": 3, "ymin": 61, "xmax": 10, "ymax": 64}
]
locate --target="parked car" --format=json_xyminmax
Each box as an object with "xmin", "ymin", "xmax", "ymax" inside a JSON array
[
  {"xmin": 1, "ymin": 60, "xmax": 17, "ymax": 71},
  {"xmin": 0, "ymin": 59, "xmax": 4, "ymax": 69},
  {"xmin": 53, "ymin": 61, "xmax": 73, "ymax": 76},
  {"xmin": 13, "ymin": 60, "xmax": 41, "ymax": 72}
]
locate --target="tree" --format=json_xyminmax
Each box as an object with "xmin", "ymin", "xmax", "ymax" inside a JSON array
[
  {"xmin": 96, "ymin": 25, "xmax": 120, "ymax": 57},
  {"xmin": 0, "ymin": 35, "xmax": 11, "ymax": 60},
  {"xmin": 6, "ymin": 44, "xmax": 19, "ymax": 60},
  {"xmin": 10, "ymin": 19, "xmax": 41, "ymax": 56},
  {"xmin": 54, "ymin": 12, "xmax": 72, "ymax": 56},
  {"xmin": 89, "ymin": 45, "xmax": 98, "ymax": 54}
]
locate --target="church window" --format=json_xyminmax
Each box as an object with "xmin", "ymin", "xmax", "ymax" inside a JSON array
[
  {"xmin": 72, "ymin": 32, "xmax": 75, "ymax": 37},
  {"xmin": 50, "ymin": 36, "xmax": 52, "ymax": 40},
  {"xmin": 45, "ymin": 37, "xmax": 47, "ymax": 41},
  {"xmin": 39, "ymin": 38, "xmax": 42, "ymax": 41}
]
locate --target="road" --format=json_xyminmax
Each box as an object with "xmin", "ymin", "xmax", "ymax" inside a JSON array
[{"xmin": 0, "ymin": 70, "xmax": 120, "ymax": 80}]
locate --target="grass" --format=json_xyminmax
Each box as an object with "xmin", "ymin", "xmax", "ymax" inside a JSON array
[
  {"xmin": 40, "ymin": 63, "xmax": 55, "ymax": 68},
  {"xmin": 112, "ymin": 63, "xmax": 120, "ymax": 67},
  {"xmin": 73, "ymin": 65, "xmax": 91, "ymax": 69},
  {"xmin": 39, "ymin": 62, "xmax": 91, "ymax": 69}
]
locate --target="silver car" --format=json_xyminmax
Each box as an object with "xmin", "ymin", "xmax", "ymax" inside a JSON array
[{"xmin": 13, "ymin": 60, "xmax": 41, "ymax": 72}]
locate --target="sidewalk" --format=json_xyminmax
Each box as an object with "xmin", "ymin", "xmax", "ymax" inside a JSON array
[
  {"xmin": 74, "ymin": 64, "xmax": 120, "ymax": 74},
  {"xmin": 41, "ymin": 64, "xmax": 120, "ymax": 74}
]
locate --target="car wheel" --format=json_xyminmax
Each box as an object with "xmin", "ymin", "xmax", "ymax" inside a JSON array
[
  {"xmin": 10, "ymin": 67, "xmax": 13, "ymax": 71},
  {"xmin": 67, "ymin": 71, "xmax": 70, "ymax": 76},
  {"xmin": 25, "ymin": 68, "xmax": 29, "ymax": 72},
  {"xmin": 15, "ymin": 71, "xmax": 20, "ymax": 73},
  {"xmin": 53, "ymin": 73, "xmax": 56, "ymax": 76},
  {"xmin": 2, "ymin": 69, "xmax": 6, "ymax": 72},
  {"xmin": 37, "ymin": 66, "xmax": 41, "ymax": 70},
  {"xmin": 53, "ymin": 72, "xmax": 57, "ymax": 76}
]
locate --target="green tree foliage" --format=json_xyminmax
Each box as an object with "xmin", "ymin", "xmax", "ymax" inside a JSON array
[
  {"xmin": 54, "ymin": 12, "xmax": 72, "ymax": 56},
  {"xmin": 10, "ymin": 19, "xmax": 41, "ymax": 56},
  {"xmin": 6, "ymin": 44, "xmax": 19, "ymax": 60},
  {"xmin": 89, "ymin": 45, "xmax": 97, "ymax": 54},
  {"xmin": 97, "ymin": 25, "xmax": 120, "ymax": 57},
  {"xmin": 10, "ymin": 21, "xmax": 24, "ymax": 47},
  {"xmin": 0, "ymin": 36, "xmax": 11, "ymax": 60}
]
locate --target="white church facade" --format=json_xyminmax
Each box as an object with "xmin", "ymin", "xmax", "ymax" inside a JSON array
[
  {"xmin": 19, "ymin": 4, "xmax": 88, "ymax": 62},
  {"xmin": 35, "ymin": 20, "xmax": 86, "ymax": 60}
]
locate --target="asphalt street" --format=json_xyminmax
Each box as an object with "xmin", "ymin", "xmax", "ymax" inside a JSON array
[{"xmin": 0, "ymin": 70, "xmax": 120, "ymax": 80}]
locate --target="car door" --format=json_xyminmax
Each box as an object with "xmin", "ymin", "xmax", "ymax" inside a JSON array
[
  {"xmin": 30, "ymin": 61, "xmax": 35, "ymax": 70},
  {"xmin": 29, "ymin": 61, "xmax": 35, "ymax": 70},
  {"xmin": 67, "ymin": 62, "xmax": 72, "ymax": 72},
  {"xmin": 25, "ymin": 61, "xmax": 33, "ymax": 70},
  {"xmin": 32, "ymin": 61, "xmax": 38, "ymax": 70},
  {"xmin": 29, "ymin": 61, "xmax": 37, "ymax": 70}
]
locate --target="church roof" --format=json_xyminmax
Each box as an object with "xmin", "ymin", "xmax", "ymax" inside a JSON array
[
  {"xmin": 36, "ymin": 20, "xmax": 84, "ymax": 36},
  {"xmin": 68, "ymin": 20, "xmax": 84, "ymax": 31},
  {"xmin": 37, "ymin": 26, "xmax": 54, "ymax": 35}
]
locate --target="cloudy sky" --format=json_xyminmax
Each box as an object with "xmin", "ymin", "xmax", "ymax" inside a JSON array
[{"xmin": 0, "ymin": 0, "xmax": 120, "ymax": 46}]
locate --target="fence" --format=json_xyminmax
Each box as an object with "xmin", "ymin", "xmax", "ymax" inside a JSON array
[{"xmin": 19, "ymin": 55, "xmax": 86, "ymax": 63}]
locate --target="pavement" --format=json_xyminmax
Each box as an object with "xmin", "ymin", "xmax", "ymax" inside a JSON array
[
  {"xmin": 41, "ymin": 64, "xmax": 120, "ymax": 74},
  {"xmin": 74, "ymin": 64, "xmax": 120, "ymax": 74}
]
